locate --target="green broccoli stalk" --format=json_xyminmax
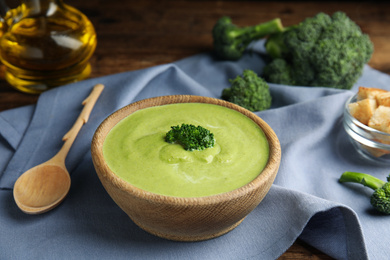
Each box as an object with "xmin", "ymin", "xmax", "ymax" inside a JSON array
[
  {"xmin": 221, "ymin": 69, "xmax": 272, "ymax": 112},
  {"xmin": 165, "ymin": 124, "xmax": 215, "ymax": 151},
  {"xmin": 263, "ymin": 12, "xmax": 374, "ymax": 90},
  {"xmin": 212, "ymin": 16, "xmax": 284, "ymax": 60},
  {"xmin": 339, "ymin": 171, "xmax": 390, "ymax": 214}
]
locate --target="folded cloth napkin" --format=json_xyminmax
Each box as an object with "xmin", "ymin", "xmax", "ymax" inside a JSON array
[{"xmin": 1, "ymin": 41, "xmax": 390, "ymax": 260}]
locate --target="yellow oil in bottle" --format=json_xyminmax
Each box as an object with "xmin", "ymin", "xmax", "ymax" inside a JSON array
[{"xmin": 0, "ymin": 0, "xmax": 97, "ymax": 93}]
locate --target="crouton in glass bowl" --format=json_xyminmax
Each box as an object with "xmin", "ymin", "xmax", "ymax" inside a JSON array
[{"xmin": 343, "ymin": 87, "xmax": 390, "ymax": 164}]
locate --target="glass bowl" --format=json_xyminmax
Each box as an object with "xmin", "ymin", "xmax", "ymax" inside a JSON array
[{"xmin": 343, "ymin": 93, "xmax": 390, "ymax": 164}]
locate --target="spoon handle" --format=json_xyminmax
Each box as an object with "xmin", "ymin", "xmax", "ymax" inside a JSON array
[{"xmin": 52, "ymin": 84, "xmax": 104, "ymax": 165}]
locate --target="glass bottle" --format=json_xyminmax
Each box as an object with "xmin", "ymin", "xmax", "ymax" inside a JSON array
[{"xmin": 0, "ymin": 0, "xmax": 97, "ymax": 93}]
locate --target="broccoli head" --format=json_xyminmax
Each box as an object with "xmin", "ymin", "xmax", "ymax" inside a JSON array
[
  {"xmin": 263, "ymin": 12, "xmax": 374, "ymax": 89},
  {"xmin": 339, "ymin": 171, "xmax": 390, "ymax": 214},
  {"xmin": 371, "ymin": 182, "xmax": 390, "ymax": 214},
  {"xmin": 165, "ymin": 124, "xmax": 215, "ymax": 151},
  {"xmin": 221, "ymin": 70, "xmax": 272, "ymax": 112},
  {"xmin": 212, "ymin": 16, "xmax": 284, "ymax": 60}
]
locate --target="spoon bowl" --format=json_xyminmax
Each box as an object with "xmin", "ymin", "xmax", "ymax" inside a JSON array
[
  {"xmin": 14, "ymin": 164, "xmax": 71, "ymax": 213},
  {"xmin": 13, "ymin": 84, "xmax": 104, "ymax": 214}
]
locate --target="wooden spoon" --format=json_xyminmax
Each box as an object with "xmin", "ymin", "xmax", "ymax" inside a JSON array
[{"xmin": 13, "ymin": 84, "xmax": 104, "ymax": 214}]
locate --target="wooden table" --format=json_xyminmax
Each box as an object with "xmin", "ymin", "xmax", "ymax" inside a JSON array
[{"xmin": 1, "ymin": 1, "xmax": 389, "ymax": 258}]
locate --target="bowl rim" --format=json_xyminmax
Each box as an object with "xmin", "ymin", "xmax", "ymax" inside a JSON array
[{"xmin": 91, "ymin": 95, "xmax": 281, "ymax": 206}]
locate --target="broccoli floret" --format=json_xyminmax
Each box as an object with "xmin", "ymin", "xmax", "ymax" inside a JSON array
[
  {"xmin": 165, "ymin": 124, "xmax": 215, "ymax": 151},
  {"xmin": 263, "ymin": 12, "xmax": 374, "ymax": 89},
  {"xmin": 212, "ymin": 16, "xmax": 284, "ymax": 60},
  {"xmin": 221, "ymin": 69, "xmax": 272, "ymax": 112},
  {"xmin": 262, "ymin": 58, "xmax": 293, "ymax": 85},
  {"xmin": 339, "ymin": 171, "xmax": 390, "ymax": 214}
]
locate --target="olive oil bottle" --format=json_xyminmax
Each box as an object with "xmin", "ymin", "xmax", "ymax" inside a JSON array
[{"xmin": 0, "ymin": 0, "xmax": 97, "ymax": 93}]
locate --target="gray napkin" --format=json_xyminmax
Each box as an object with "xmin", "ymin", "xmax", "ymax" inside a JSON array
[{"xmin": 1, "ymin": 41, "xmax": 389, "ymax": 259}]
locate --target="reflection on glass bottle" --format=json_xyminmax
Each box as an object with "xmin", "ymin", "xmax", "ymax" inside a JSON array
[{"xmin": 0, "ymin": 0, "xmax": 97, "ymax": 93}]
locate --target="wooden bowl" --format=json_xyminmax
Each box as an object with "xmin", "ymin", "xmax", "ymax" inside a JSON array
[{"xmin": 91, "ymin": 95, "xmax": 281, "ymax": 241}]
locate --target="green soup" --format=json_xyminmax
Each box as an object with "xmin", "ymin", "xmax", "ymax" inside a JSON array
[{"xmin": 103, "ymin": 103, "xmax": 269, "ymax": 197}]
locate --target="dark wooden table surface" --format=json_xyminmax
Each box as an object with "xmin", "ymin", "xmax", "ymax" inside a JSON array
[{"xmin": 1, "ymin": 1, "xmax": 389, "ymax": 259}]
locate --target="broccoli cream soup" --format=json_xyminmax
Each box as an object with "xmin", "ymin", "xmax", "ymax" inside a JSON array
[{"xmin": 103, "ymin": 103, "xmax": 269, "ymax": 197}]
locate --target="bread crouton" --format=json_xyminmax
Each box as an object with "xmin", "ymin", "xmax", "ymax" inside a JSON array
[
  {"xmin": 376, "ymin": 92, "xmax": 390, "ymax": 107},
  {"xmin": 357, "ymin": 86, "xmax": 387, "ymax": 100},
  {"xmin": 368, "ymin": 105, "xmax": 390, "ymax": 134},
  {"xmin": 348, "ymin": 98, "xmax": 377, "ymax": 125}
]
